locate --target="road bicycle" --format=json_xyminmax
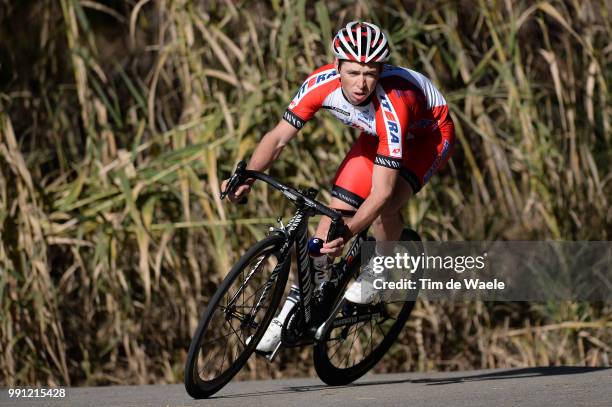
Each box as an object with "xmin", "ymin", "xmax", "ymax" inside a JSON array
[{"xmin": 184, "ymin": 161, "xmax": 423, "ymax": 399}]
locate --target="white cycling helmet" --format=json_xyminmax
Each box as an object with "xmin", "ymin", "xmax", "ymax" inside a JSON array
[{"xmin": 332, "ymin": 21, "xmax": 390, "ymax": 63}]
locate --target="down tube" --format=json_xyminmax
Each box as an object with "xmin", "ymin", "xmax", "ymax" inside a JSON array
[{"xmin": 293, "ymin": 210, "xmax": 314, "ymax": 326}]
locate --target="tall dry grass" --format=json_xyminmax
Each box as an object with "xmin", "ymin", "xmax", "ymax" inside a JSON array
[{"xmin": 0, "ymin": 0, "xmax": 610, "ymax": 386}]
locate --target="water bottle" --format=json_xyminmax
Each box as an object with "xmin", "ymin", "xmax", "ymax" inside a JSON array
[{"xmin": 308, "ymin": 237, "xmax": 331, "ymax": 285}]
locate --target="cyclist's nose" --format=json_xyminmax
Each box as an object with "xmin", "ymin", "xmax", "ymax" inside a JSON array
[{"xmin": 359, "ymin": 75, "xmax": 367, "ymax": 90}]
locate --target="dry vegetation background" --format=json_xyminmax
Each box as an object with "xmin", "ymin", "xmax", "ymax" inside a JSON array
[{"xmin": 0, "ymin": 0, "xmax": 611, "ymax": 386}]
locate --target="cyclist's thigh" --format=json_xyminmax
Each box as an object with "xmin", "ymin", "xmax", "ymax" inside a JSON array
[
  {"xmin": 333, "ymin": 133, "xmax": 416, "ymax": 211},
  {"xmin": 400, "ymin": 123, "xmax": 456, "ymax": 194},
  {"xmin": 332, "ymin": 132, "xmax": 377, "ymax": 208}
]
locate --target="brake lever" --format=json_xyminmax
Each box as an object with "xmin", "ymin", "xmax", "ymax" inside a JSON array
[
  {"xmin": 220, "ymin": 177, "xmax": 249, "ymax": 204},
  {"xmin": 326, "ymin": 218, "xmax": 347, "ymax": 242},
  {"xmin": 220, "ymin": 175, "xmax": 240, "ymax": 200},
  {"xmin": 220, "ymin": 160, "xmax": 249, "ymax": 202}
]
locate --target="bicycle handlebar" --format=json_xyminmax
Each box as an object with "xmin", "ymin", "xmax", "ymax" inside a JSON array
[{"xmin": 220, "ymin": 160, "xmax": 344, "ymax": 225}]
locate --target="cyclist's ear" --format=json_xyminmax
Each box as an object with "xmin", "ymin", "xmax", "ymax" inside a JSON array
[{"xmin": 334, "ymin": 58, "xmax": 342, "ymax": 73}]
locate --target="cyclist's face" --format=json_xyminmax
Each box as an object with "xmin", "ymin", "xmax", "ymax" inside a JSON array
[{"xmin": 336, "ymin": 60, "xmax": 381, "ymax": 105}]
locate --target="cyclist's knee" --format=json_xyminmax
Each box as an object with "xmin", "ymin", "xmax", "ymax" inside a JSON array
[
  {"xmin": 373, "ymin": 210, "xmax": 402, "ymax": 228},
  {"xmin": 379, "ymin": 180, "xmax": 414, "ymax": 215},
  {"xmin": 371, "ymin": 215, "xmax": 384, "ymax": 230}
]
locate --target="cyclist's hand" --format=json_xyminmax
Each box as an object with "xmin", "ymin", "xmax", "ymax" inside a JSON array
[
  {"xmin": 320, "ymin": 226, "xmax": 353, "ymax": 258},
  {"xmin": 320, "ymin": 237, "xmax": 345, "ymax": 258},
  {"xmin": 221, "ymin": 178, "xmax": 251, "ymax": 203}
]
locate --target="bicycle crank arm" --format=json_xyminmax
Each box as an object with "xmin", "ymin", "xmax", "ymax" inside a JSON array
[
  {"xmin": 252, "ymin": 339, "xmax": 283, "ymax": 363},
  {"xmin": 314, "ymin": 298, "xmax": 347, "ymax": 341},
  {"xmin": 266, "ymin": 340, "xmax": 283, "ymax": 362}
]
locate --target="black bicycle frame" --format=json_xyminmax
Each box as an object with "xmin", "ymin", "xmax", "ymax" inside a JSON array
[
  {"xmin": 274, "ymin": 204, "xmax": 369, "ymax": 333},
  {"xmin": 221, "ymin": 161, "xmax": 370, "ymax": 341}
]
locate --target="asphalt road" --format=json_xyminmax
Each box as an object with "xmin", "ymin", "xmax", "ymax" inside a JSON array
[{"xmin": 2, "ymin": 367, "xmax": 610, "ymax": 407}]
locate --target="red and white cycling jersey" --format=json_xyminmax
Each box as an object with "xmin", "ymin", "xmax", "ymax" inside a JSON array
[{"xmin": 283, "ymin": 63, "xmax": 452, "ymax": 170}]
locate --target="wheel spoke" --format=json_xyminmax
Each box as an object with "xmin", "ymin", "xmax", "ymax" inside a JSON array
[
  {"xmin": 328, "ymin": 318, "xmax": 360, "ymax": 362},
  {"xmin": 226, "ymin": 318, "xmax": 247, "ymax": 350},
  {"xmin": 328, "ymin": 335, "xmax": 346, "ymax": 361},
  {"xmin": 344, "ymin": 322, "xmax": 361, "ymax": 368},
  {"xmin": 375, "ymin": 319, "xmax": 388, "ymax": 338},
  {"xmin": 199, "ymin": 323, "xmax": 231, "ymax": 377},
  {"xmin": 218, "ymin": 305, "xmax": 247, "ymax": 320},
  {"xmin": 216, "ymin": 324, "xmax": 231, "ymax": 378},
  {"xmin": 367, "ymin": 319, "xmax": 374, "ymax": 356},
  {"xmin": 202, "ymin": 330, "xmax": 237, "ymax": 346},
  {"xmin": 235, "ymin": 280, "xmax": 269, "ymax": 307},
  {"xmin": 201, "ymin": 341, "xmax": 225, "ymax": 376},
  {"xmin": 227, "ymin": 254, "xmax": 268, "ymax": 307}
]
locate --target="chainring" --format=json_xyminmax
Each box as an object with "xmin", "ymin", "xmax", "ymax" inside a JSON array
[{"xmin": 280, "ymin": 304, "xmax": 306, "ymax": 346}]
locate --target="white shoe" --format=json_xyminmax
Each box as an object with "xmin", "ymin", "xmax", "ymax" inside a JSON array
[
  {"xmin": 250, "ymin": 286, "xmax": 299, "ymax": 353},
  {"xmin": 344, "ymin": 258, "xmax": 383, "ymax": 304},
  {"xmin": 252, "ymin": 318, "xmax": 283, "ymax": 352}
]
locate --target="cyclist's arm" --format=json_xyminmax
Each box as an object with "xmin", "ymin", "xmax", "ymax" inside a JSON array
[
  {"xmin": 223, "ymin": 120, "xmax": 297, "ymax": 202},
  {"xmin": 247, "ymin": 120, "xmax": 298, "ymax": 173},
  {"xmin": 247, "ymin": 65, "xmax": 334, "ymax": 172},
  {"xmin": 345, "ymin": 165, "xmax": 398, "ymax": 236}
]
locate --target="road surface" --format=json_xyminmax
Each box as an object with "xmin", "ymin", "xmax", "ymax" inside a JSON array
[{"xmin": 1, "ymin": 367, "xmax": 610, "ymax": 407}]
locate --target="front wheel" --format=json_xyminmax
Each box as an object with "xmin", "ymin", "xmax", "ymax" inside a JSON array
[
  {"xmin": 313, "ymin": 228, "xmax": 422, "ymax": 386},
  {"xmin": 184, "ymin": 233, "xmax": 290, "ymax": 399}
]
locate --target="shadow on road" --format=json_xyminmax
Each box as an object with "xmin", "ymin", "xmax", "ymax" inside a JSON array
[
  {"xmin": 210, "ymin": 366, "xmax": 609, "ymax": 400},
  {"xmin": 409, "ymin": 366, "xmax": 609, "ymax": 386}
]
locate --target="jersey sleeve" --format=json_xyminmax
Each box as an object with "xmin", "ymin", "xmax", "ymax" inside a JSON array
[
  {"xmin": 283, "ymin": 64, "xmax": 339, "ymax": 130},
  {"xmin": 372, "ymin": 83, "xmax": 410, "ymax": 170},
  {"xmin": 373, "ymin": 75, "xmax": 430, "ymax": 170}
]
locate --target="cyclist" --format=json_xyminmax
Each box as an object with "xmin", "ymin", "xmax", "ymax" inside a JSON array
[{"xmin": 222, "ymin": 21, "xmax": 455, "ymax": 351}]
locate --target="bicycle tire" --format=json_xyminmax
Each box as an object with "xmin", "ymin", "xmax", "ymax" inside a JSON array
[
  {"xmin": 313, "ymin": 228, "xmax": 422, "ymax": 386},
  {"xmin": 184, "ymin": 233, "xmax": 290, "ymax": 398}
]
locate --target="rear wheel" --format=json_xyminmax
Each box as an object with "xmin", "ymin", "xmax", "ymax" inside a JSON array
[
  {"xmin": 184, "ymin": 234, "xmax": 290, "ymax": 399},
  {"xmin": 313, "ymin": 228, "xmax": 422, "ymax": 385}
]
